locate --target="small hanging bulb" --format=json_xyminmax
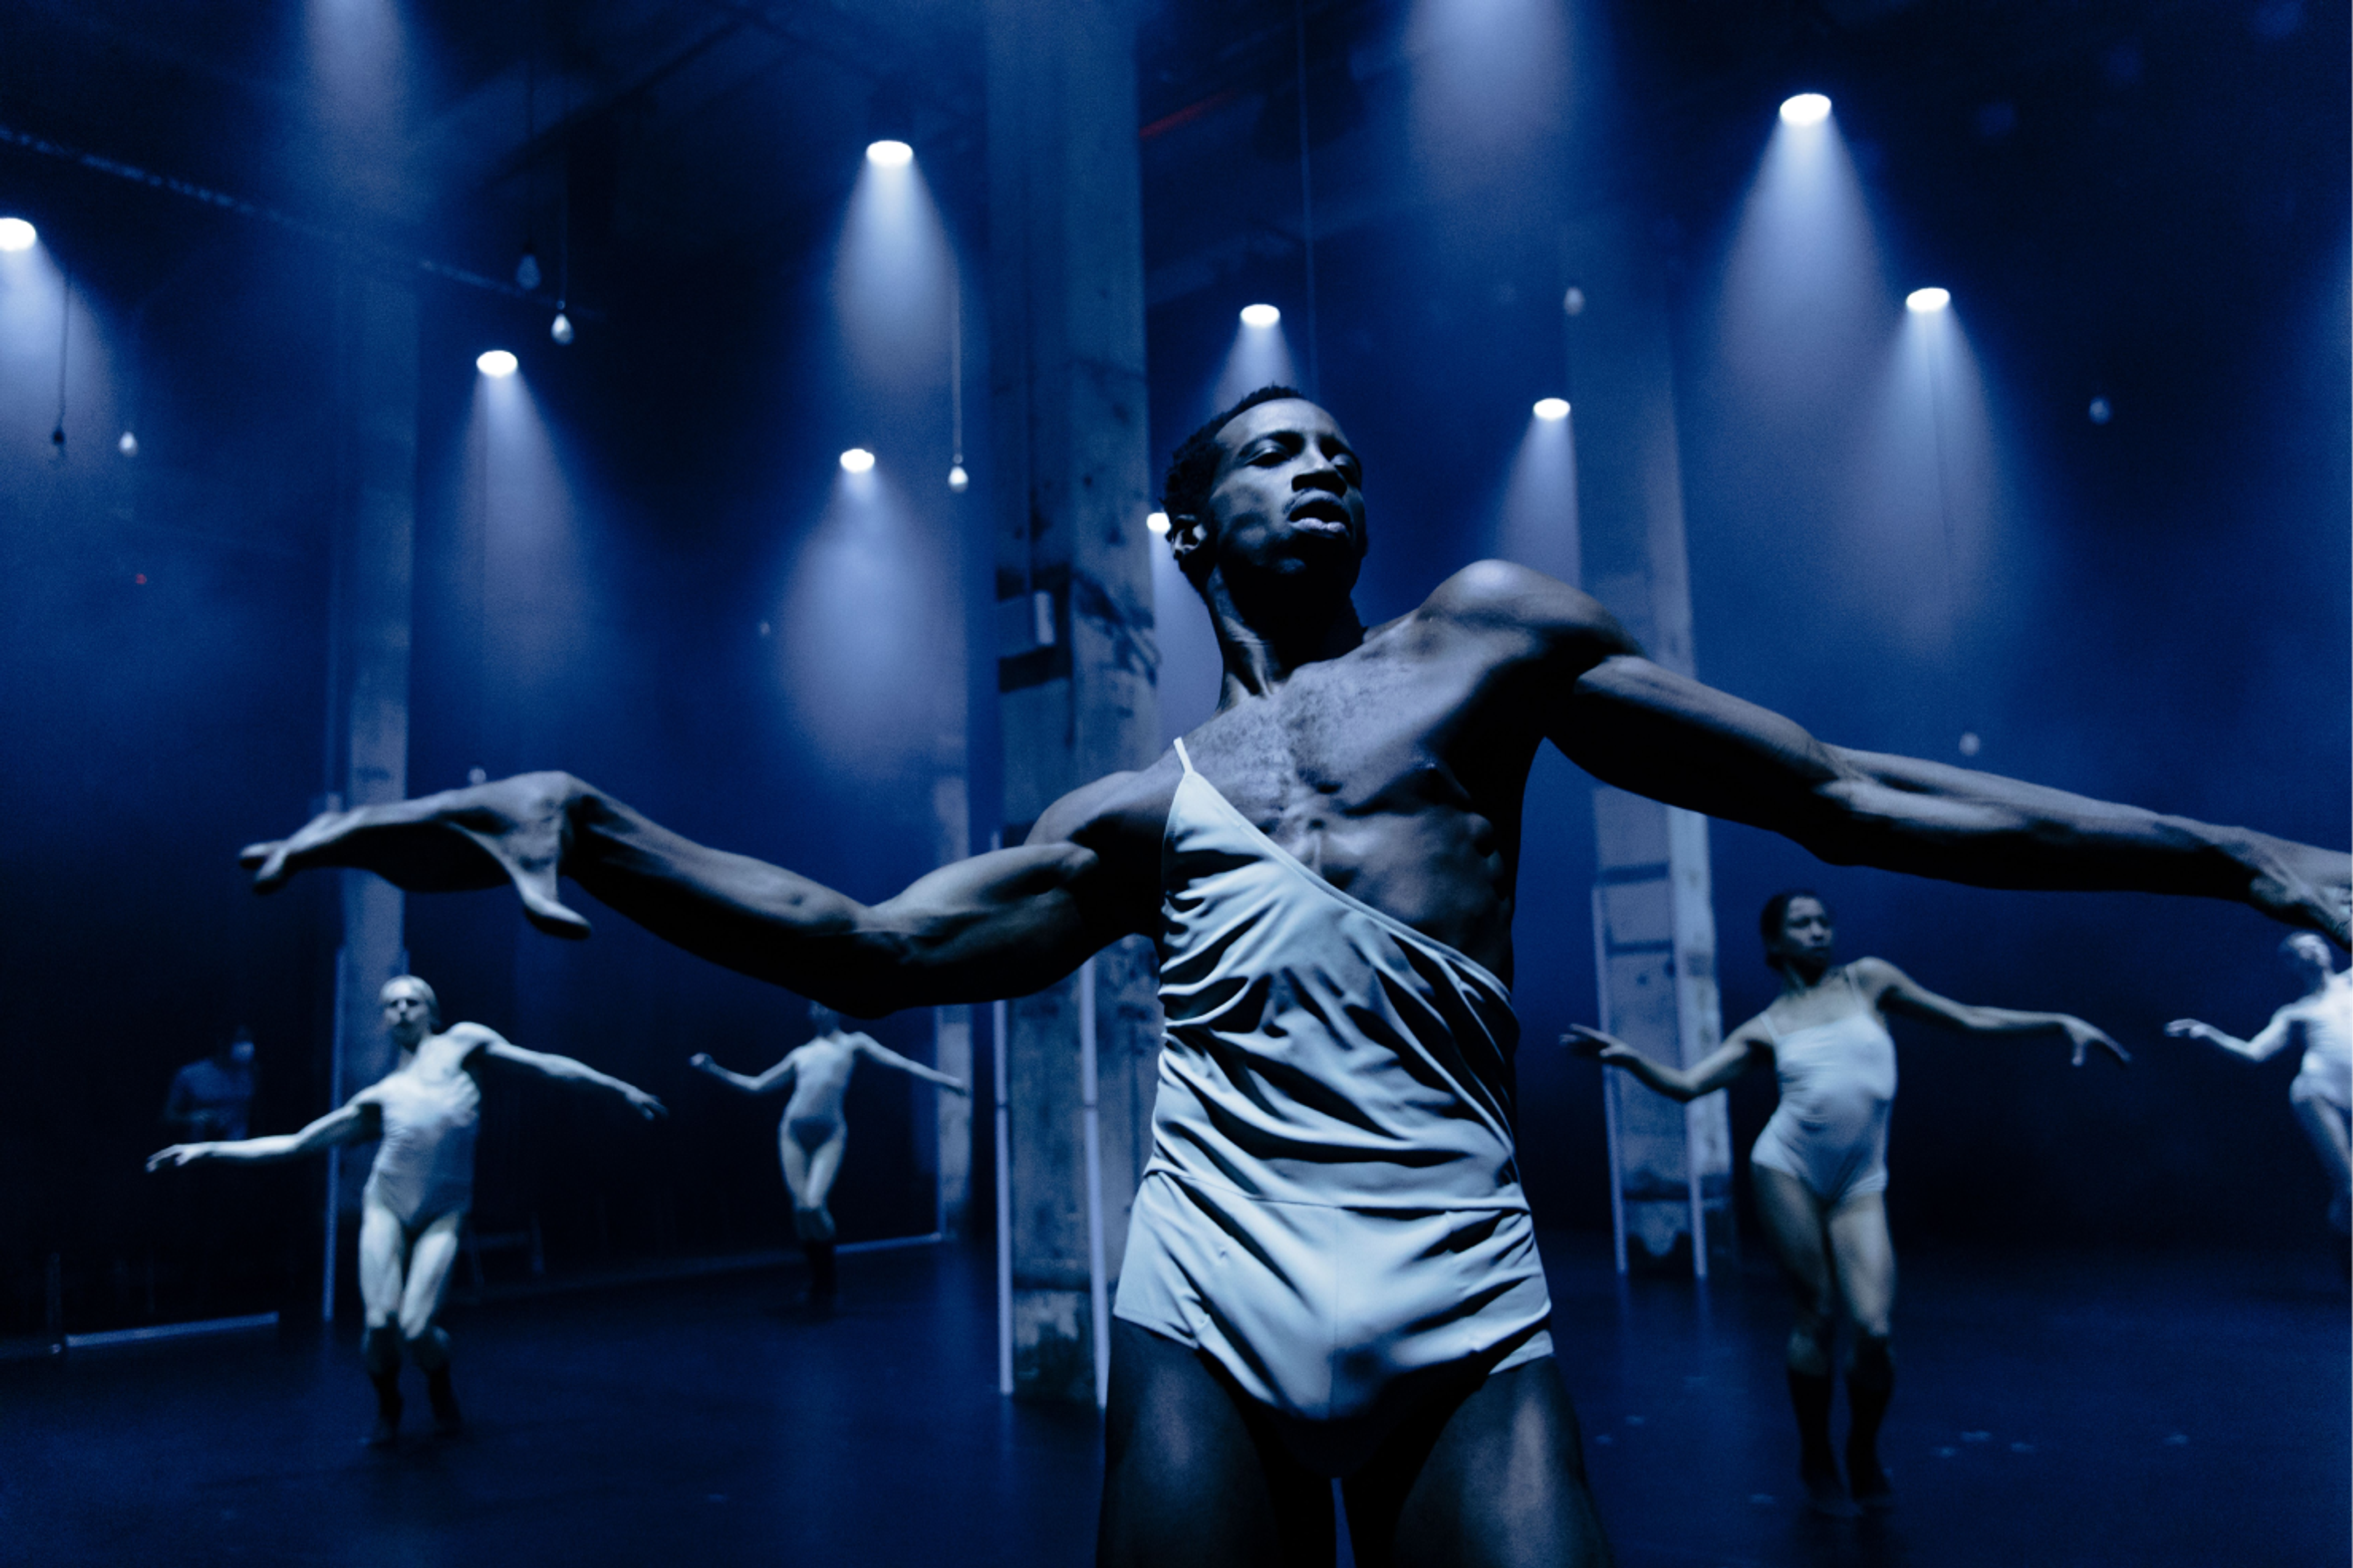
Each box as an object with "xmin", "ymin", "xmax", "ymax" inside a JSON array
[
  {"xmin": 947, "ymin": 455, "xmax": 968, "ymax": 492},
  {"xmin": 515, "ymin": 246, "xmax": 542, "ymax": 292},
  {"xmin": 550, "ymin": 306, "xmax": 574, "ymax": 346},
  {"xmin": 118, "ymin": 431, "xmax": 138, "ymax": 456}
]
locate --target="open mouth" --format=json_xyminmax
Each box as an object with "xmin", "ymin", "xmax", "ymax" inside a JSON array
[{"xmin": 1289, "ymin": 497, "xmax": 1352, "ymax": 531}]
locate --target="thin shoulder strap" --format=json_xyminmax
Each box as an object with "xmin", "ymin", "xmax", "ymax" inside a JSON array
[{"xmin": 1172, "ymin": 737, "xmax": 1195, "ymax": 774}]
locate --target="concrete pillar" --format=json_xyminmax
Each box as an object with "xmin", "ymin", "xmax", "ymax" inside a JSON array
[
  {"xmin": 1566, "ymin": 210, "xmax": 1732, "ymax": 1273},
  {"xmin": 984, "ymin": 0, "xmax": 1161, "ymax": 1402},
  {"xmin": 325, "ymin": 270, "xmax": 417, "ymax": 1235},
  {"xmin": 933, "ymin": 771, "xmax": 974, "ymax": 1237}
]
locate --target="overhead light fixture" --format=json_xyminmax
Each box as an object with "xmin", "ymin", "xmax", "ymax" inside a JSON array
[
  {"xmin": 1533, "ymin": 398, "xmax": 1570, "ymax": 422},
  {"xmin": 1779, "ymin": 93, "xmax": 1832, "ymax": 127},
  {"xmin": 1905, "ymin": 286, "xmax": 1950, "ymax": 313},
  {"xmin": 117, "ymin": 431, "xmax": 138, "ymax": 457},
  {"xmin": 476, "ymin": 349, "xmax": 518, "ymax": 377},
  {"xmin": 948, "ymin": 463, "xmax": 969, "ymax": 493},
  {"xmin": 1146, "ymin": 510, "xmax": 1170, "ymax": 535},
  {"xmin": 0, "ymin": 217, "xmax": 35, "ymax": 251},
  {"xmin": 515, "ymin": 247, "xmax": 542, "ymax": 292},
  {"xmin": 550, "ymin": 308, "xmax": 574, "ymax": 345},
  {"xmin": 839, "ymin": 447, "xmax": 876, "ymax": 474},
  {"xmin": 1562, "ymin": 286, "xmax": 1586, "ymax": 317},
  {"xmin": 866, "ymin": 140, "xmax": 913, "ymax": 168},
  {"xmin": 1240, "ymin": 303, "xmax": 1281, "ymax": 328}
]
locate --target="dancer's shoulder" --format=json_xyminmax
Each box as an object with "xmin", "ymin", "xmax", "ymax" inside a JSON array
[{"xmin": 1413, "ymin": 561, "xmax": 1635, "ymax": 663}]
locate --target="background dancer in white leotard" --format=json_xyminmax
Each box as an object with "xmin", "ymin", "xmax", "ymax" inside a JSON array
[
  {"xmin": 231, "ymin": 390, "xmax": 2343, "ymax": 1565},
  {"xmin": 691, "ymin": 1001, "xmax": 969, "ymax": 1301},
  {"xmin": 1571, "ymin": 890, "xmax": 2124, "ymax": 1515},
  {"xmin": 2168, "ymin": 932, "xmax": 2353, "ymax": 1237},
  {"xmin": 150, "ymin": 975, "xmax": 665, "ymax": 1445}
]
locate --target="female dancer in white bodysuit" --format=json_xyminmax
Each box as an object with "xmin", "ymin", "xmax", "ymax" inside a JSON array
[
  {"xmin": 2168, "ymin": 931, "xmax": 2353, "ymax": 1235},
  {"xmin": 1569, "ymin": 890, "xmax": 2125, "ymax": 1513},
  {"xmin": 150, "ymin": 975, "xmax": 665, "ymax": 1444}
]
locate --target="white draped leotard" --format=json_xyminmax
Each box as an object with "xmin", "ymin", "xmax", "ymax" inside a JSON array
[
  {"xmin": 1112, "ymin": 740, "xmax": 1554, "ymax": 1442},
  {"xmin": 1749, "ymin": 967, "xmax": 1898, "ymax": 1206},
  {"xmin": 2289, "ymin": 974, "xmax": 2353, "ymax": 1112},
  {"xmin": 355, "ymin": 1035, "xmax": 484, "ymax": 1229}
]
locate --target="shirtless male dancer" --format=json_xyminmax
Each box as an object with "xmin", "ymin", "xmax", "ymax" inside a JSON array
[
  {"xmin": 2169, "ymin": 931, "xmax": 2353, "ymax": 1235},
  {"xmin": 1570, "ymin": 890, "xmax": 2125, "ymax": 1515},
  {"xmin": 235, "ymin": 386, "xmax": 2346, "ymax": 1563},
  {"xmin": 692, "ymin": 999, "xmax": 970, "ymax": 1300},
  {"xmin": 150, "ymin": 975, "xmax": 666, "ymax": 1445}
]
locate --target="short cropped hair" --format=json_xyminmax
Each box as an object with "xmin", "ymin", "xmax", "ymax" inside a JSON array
[
  {"xmin": 1159, "ymin": 385, "xmax": 1306, "ymax": 593},
  {"xmin": 382, "ymin": 974, "xmax": 441, "ymax": 1026},
  {"xmin": 1758, "ymin": 890, "xmax": 1832, "ymax": 947}
]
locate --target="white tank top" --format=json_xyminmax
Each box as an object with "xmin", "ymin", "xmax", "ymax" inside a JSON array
[{"xmin": 359, "ymin": 1035, "xmax": 483, "ymax": 1225}]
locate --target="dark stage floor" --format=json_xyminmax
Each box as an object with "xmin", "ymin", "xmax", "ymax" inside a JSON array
[{"xmin": 4, "ymin": 1233, "xmax": 2344, "ymax": 1567}]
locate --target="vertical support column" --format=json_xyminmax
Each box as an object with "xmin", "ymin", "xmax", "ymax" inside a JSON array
[
  {"xmin": 1567, "ymin": 209, "xmax": 1731, "ymax": 1275},
  {"xmin": 933, "ymin": 772, "xmax": 974, "ymax": 1237},
  {"xmin": 985, "ymin": 0, "xmax": 1161, "ymax": 1403},
  {"xmin": 324, "ymin": 270, "xmax": 417, "ymax": 1244}
]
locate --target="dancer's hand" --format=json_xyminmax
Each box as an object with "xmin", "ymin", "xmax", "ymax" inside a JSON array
[
  {"xmin": 688, "ymin": 1053, "xmax": 720, "ymax": 1074},
  {"xmin": 240, "ymin": 771, "xmax": 591, "ymax": 939},
  {"xmin": 1562, "ymin": 1025, "xmax": 1637, "ymax": 1064},
  {"xmin": 623, "ymin": 1087, "xmax": 669, "ymax": 1121},
  {"xmin": 2238, "ymin": 835, "xmax": 2352, "ymax": 949},
  {"xmin": 2164, "ymin": 1018, "xmax": 2216, "ymax": 1045},
  {"xmin": 146, "ymin": 1143, "xmax": 213, "ymax": 1171},
  {"xmin": 2061, "ymin": 1017, "xmax": 2129, "ymax": 1067}
]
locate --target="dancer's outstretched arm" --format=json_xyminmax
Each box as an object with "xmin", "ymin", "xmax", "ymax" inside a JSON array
[
  {"xmin": 1563, "ymin": 1023, "xmax": 1770, "ymax": 1103},
  {"xmin": 690, "ymin": 1050, "xmax": 799, "ymax": 1095},
  {"xmin": 477, "ymin": 1035, "xmax": 667, "ymax": 1119},
  {"xmin": 847, "ymin": 1033, "xmax": 972, "ymax": 1096},
  {"xmin": 147, "ymin": 1101, "xmax": 373, "ymax": 1171},
  {"xmin": 239, "ymin": 768, "xmax": 1159, "ymax": 1015},
  {"xmin": 2165, "ymin": 1010, "xmax": 2296, "ymax": 1062},
  {"xmin": 1853, "ymin": 958, "xmax": 2128, "ymax": 1066}
]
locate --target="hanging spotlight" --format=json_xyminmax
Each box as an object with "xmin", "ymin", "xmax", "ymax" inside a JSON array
[
  {"xmin": 515, "ymin": 246, "xmax": 542, "ymax": 291},
  {"xmin": 550, "ymin": 306, "xmax": 575, "ymax": 345},
  {"xmin": 948, "ymin": 462, "xmax": 969, "ymax": 493},
  {"xmin": 2087, "ymin": 396, "xmax": 2113, "ymax": 425},
  {"xmin": 1240, "ymin": 303, "xmax": 1281, "ymax": 328},
  {"xmin": 117, "ymin": 431, "xmax": 138, "ymax": 457},
  {"xmin": 1533, "ymin": 398, "xmax": 1570, "ymax": 422},
  {"xmin": 865, "ymin": 140, "xmax": 913, "ymax": 168},
  {"xmin": 477, "ymin": 349, "xmax": 519, "ymax": 377},
  {"xmin": 1904, "ymin": 286, "xmax": 1951, "ymax": 313},
  {"xmin": 0, "ymin": 217, "xmax": 35, "ymax": 252},
  {"xmin": 1779, "ymin": 93, "xmax": 1832, "ymax": 127},
  {"xmin": 839, "ymin": 447, "xmax": 876, "ymax": 474},
  {"xmin": 1146, "ymin": 510, "xmax": 1170, "ymax": 535},
  {"xmin": 1562, "ymin": 286, "xmax": 1586, "ymax": 317}
]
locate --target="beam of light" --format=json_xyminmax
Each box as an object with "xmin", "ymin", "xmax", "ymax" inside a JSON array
[
  {"xmin": 0, "ymin": 238, "xmax": 120, "ymax": 472},
  {"xmin": 1240, "ymin": 303, "xmax": 1281, "ymax": 328},
  {"xmin": 866, "ymin": 139, "xmax": 914, "ymax": 168},
  {"xmin": 1905, "ymin": 286, "xmax": 1950, "ymax": 313},
  {"xmin": 300, "ymin": 0, "xmax": 413, "ymax": 214},
  {"xmin": 1146, "ymin": 510, "xmax": 1170, "ymax": 535},
  {"xmin": 466, "ymin": 368, "xmax": 593, "ymax": 733},
  {"xmin": 1533, "ymin": 397, "xmax": 1569, "ymax": 421},
  {"xmin": 0, "ymin": 218, "xmax": 35, "ymax": 252},
  {"xmin": 1779, "ymin": 93, "xmax": 1832, "ymax": 127},
  {"xmin": 1210, "ymin": 317, "xmax": 1300, "ymax": 411},
  {"xmin": 839, "ymin": 447, "xmax": 876, "ymax": 474},
  {"xmin": 1405, "ymin": 0, "xmax": 1571, "ymax": 189},
  {"xmin": 476, "ymin": 349, "xmax": 517, "ymax": 377},
  {"xmin": 833, "ymin": 140, "xmax": 952, "ymax": 401},
  {"xmin": 1494, "ymin": 401, "xmax": 1580, "ymax": 585}
]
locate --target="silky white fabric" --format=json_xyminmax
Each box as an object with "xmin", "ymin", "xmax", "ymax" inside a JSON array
[
  {"xmin": 1112, "ymin": 740, "xmax": 1553, "ymax": 1425},
  {"xmin": 1750, "ymin": 966, "xmax": 1898, "ymax": 1205},
  {"xmin": 357, "ymin": 1035, "xmax": 483, "ymax": 1228},
  {"xmin": 2291, "ymin": 974, "xmax": 2353, "ymax": 1111}
]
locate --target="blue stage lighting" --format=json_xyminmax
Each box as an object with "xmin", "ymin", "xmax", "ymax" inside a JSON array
[
  {"xmin": 1240, "ymin": 303, "xmax": 1281, "ymax": 328},
  {"xmin": 866, "ymin": 140, "xmax": 913, "ymax": 168},
  {"xmin": 1779, "ymin": 93, "xmax": 1832, "ymax": 127},
  {"xmin": 476, "ymin": 349, "xmax": 518, "ymax": 377},
  {"xmin": 550, "ymin": 309, "xmax": 574, "ymax": 346},
  {"xmin": 839, "ymin": 447, "xmax": 876, "ymax": 474},
  {"xmin": 948, "ymin": 463, "xmax": 969, "ymax": 492},
  {"xmin": 1905, "ymin": 287, "xmax": 1950, "ymax": 313},
  {"xmin": 1533, "ymin": 398, "xmax": 1570, "ymax": 422},
  {"xmin": 0, "ymin": 217, "xmax": 36, "ymax": 252}
]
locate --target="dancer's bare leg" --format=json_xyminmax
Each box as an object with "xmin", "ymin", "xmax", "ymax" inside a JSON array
[
  {"xmin": 356, "ymin": 1200, "xmax": 411, "ymax": 1444},
  {"xmin": 781, "ymin": 1117, "xmax": 844, "ymax": 1297},
  {"xmin": 1751, "ymin": 1167, "xmax": 1848, "ymax": 1512},
  {"xmin": 399, "ymin": 1211, "xmax": 467, "ymax": 1432},
  {"xmin": 2290, "ymin": 1089, "xmax": 2353, "ymax": 1235},
  {"xmin": 1825, "ymin": 1194, "xmax": 1897, "ymax": 1505}
]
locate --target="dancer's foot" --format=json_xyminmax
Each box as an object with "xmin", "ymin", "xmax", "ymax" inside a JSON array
[
  {"xmin": 425, "ymin": 1368, "xmax": 463, "ymax": 1436},
  {"xmin": 1802, "ymin": 1459, "xmax": 1859, "ymax": 1518},
  {"xmin": 1847, "ymin": 1452, "xmax": 1895, "ymax": 1512},
  {"xmin": 366, "ymin": 1382, "xmax": 403, "ymax": 1448}
]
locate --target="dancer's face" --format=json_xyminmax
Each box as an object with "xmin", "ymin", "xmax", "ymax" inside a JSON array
[
  {"xmin": 1182, "ymin": 399, "xmax": 1367, "ymax": 596},
  {"xmin": 380, "ymin": 980, "xmax": 434, "ymax": 1048},
  {"xmin": 1772, "ymin": 898, "xmax": 1836, "ymax": 966},
  {"xmin": 2283, "ymin": 932, "xmax": 2334, "ymax": 984}
]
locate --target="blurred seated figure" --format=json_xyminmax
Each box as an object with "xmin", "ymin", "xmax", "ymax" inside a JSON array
[
  {"xmin": 162, "ymin": 1028, "xmax": 257, "ymax": 1143},
  {"xmin": 692, "ymin": 1001, "xmax": 969, "ymax": 1303},
  {"xmin": 1571, "ymin": 890, "xmax": 2125, "ymax": 1515},
  {"xmin": 150, "ymin": 975, "xmax": 665, "ymax": 1446},
  {"xmin": 2170, "ymin": 932, "xmax": 2353, "ymax": 1236}
]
